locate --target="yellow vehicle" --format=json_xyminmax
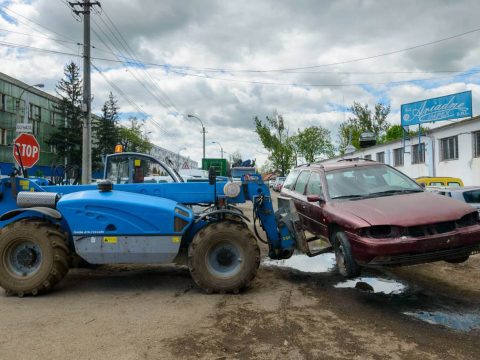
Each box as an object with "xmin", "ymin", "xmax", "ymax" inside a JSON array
[{"xmin": 415, "ymin": 176, "xmax": 464, "ymax": 187}]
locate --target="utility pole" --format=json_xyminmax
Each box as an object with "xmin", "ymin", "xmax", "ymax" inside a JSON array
[
  {"xmin": 187, "ymin": 114, "xmax": 206, "ymax": 160},
  {"xmin": 69, "ymin": 0, "xmax": 100, "ymax": 184}
]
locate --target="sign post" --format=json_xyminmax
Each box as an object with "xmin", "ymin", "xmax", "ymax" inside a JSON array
[{"xmin": 13, "ymin": 133, "xmax": 40, "ymax": 170}]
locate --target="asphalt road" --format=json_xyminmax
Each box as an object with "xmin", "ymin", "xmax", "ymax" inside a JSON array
[{"xmin": 0, "ymin": 191, "xmax": 479, "ymax": 359}]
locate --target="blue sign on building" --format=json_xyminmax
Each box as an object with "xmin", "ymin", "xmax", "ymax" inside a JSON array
[{"xmin": 401, "ymin": 91, "xmax": 472, "ymax": 127}]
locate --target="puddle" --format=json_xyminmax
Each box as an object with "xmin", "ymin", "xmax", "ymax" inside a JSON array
[
  {"xmin": 335, "ymin": 277, "xmax": 407, "ymax": 295},
  {"xmin": 262, "ymin": 253, "xmax": 336, "ymax": 273},
  {"xmin": 404, "ymin": 310, "xmax": 480, "ymax": 332}
]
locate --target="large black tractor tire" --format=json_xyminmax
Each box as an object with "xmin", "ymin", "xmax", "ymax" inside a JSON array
[
  {"xmin": 188, "ymin": 221, "xmax": 260, "ymax": 294},
  {"xmin": 333, "ymin": 230, "xmax": 361, "ymax": 278},
  {"xmin": 0, "ymin": 220, "xmax": 70, "ymax": 296}
]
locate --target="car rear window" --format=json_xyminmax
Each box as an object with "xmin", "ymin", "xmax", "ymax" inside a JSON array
[
  {"xmin": 282, "ymin": 170, "xmax": 299, "ymax": 190},
  {"xmin": 293, "ymin": 171, "xmax": 311, "ymax": 194},
  {"xmin": 463, "ymin": 190, "xmax": 480, "ymax": 203},
  {"xmin": 448, "ymin": 182, "xmax": 461, "ymax": 187}
]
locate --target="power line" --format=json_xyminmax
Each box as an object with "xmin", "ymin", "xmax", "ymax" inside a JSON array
[
  {"xmin": 0, "ymin": 4, "xmax": 79, "ymax": 43},
  {"xmin": 91, "ymin": 17, "xmax": 177, "ymax": 115},
  {"xmin": 91, "ymin": 62, "xmax": 170, "ymax": 136},
  {"xmin": 0, "ymin": 27, "xmax": 81, "ymax": 45},
  {"xmin": 96, "ymin": 6, "xmax": 181, "ymax": 114},
  {"xmin": 1, "ymin": 40, "xmax": 479, "ymax": 88}
]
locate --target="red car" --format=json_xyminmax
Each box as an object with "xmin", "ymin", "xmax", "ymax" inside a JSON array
[{"xmin": 280, "ymin": 160, "xmax": 480, "ymax": 277}]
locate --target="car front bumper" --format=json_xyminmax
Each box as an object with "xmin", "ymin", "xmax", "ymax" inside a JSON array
[{"xmin": 348, "ymin": 225, "xmax": 480, "ymax": 266}]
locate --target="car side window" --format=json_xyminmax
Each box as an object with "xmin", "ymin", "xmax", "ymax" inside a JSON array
[
  {"xmin": 306, "ymin": 172, "xmax": 322, "ymax": 196},
  {"xmin": 293, "ymin": 171, "xmax": 310, "ymax": 195},
  {"xmin": 283, "ymin": 170, "xmax": 299, "ymax": 190}
]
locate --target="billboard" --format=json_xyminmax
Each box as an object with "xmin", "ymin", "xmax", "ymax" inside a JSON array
[{"xmin": 401, "ymin": 91, "xmax": 472, "ymax": 127}]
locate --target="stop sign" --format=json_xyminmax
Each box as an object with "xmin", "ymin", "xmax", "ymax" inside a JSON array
[{"xmin": 13, "ymin": 133, "xmax": 40, "ymax": 169}]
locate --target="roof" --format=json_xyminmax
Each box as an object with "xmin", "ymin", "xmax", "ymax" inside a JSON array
[{"xmin": 322, "ymin": 115, "xmax": 480, "ymax": 162}]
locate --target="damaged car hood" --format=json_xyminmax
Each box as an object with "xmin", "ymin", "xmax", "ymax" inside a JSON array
[{"xmin": 330, "ymin": 192, "xmax": 474, "ymax": 227}]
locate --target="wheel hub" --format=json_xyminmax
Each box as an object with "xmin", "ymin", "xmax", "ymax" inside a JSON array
[
  {"xmin": 16, "ymin": 248, "xmax": 38, "ymax": 268},
  {"xmin": 216, "ymin": 248, "xmax": 236, "ymax": 267},
  {"xmin": 6, "ymin": 241, "xmax": 42, "ymax": 277},
  {"xmin": 206, "ymin": 242, "xmax": 244, "ymax": 278}
]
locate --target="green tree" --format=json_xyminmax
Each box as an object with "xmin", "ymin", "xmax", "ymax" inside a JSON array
[
  {"xmin": 93, "ymin": 92, "xmax": 119, "ymax": 169},
  {"xmin": 118, "ymin": 117, "xmax": 152, "ymax": 153},
  {"xmin": 46, "ymin": 62, "xmax": 83, "ymax": 166},
  {"xmin": 291, "ymin": 126, "xmax": 335, "ymax": 163},
  {"xmin": 254, "ymin": 113, "xmax": 295, "ymax": 176},
  {"xmin": 338, "ymin": 102, "xmax": 391, "ymax": 153}
]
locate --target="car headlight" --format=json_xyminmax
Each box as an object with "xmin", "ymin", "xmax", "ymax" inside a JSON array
[{"xmin": 364, "ymin": 225, "xmax": 402, "ymax": 239}]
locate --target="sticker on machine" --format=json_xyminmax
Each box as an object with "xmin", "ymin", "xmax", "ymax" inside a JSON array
[{"xmin": 103, "ymin": 236, "xmax": 118, "ymax": 244}]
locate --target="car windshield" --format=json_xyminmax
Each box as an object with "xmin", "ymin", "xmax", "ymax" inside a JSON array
[{"xmin": 325, "ymin": 165, "xmax": 422, "ymax": 200}]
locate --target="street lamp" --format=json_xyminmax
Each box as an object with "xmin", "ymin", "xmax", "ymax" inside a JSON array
[
  {"xmin": 211, "ymin": 141, "xmax": 224, "ymax": 159},
  {"xmin": 16, "ymin": 83, "xmax": 44, "ymax": 125},
  {"xmin": 187, "ymin": 114, "xmax": 206, "ymax": 159}
]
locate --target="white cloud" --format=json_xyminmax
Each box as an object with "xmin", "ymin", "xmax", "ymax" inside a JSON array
[{"xmin": 1, "ymin": 0, "xmax": 480, "ymax": 167}]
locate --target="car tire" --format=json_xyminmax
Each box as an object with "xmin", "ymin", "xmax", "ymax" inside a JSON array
[
  {"xmin": 445, "ymin": 254, "xmax": 470, "ymax": 264},
  {"xmin": 333, "ymin": 230, "xmax": 361, "ymax": 278}
]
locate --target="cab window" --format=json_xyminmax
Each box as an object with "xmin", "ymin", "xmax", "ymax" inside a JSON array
[
  {"xmin": 306, "ymin": 172, "xmax": 323, "ymax": 196},
  {"xmin": 283, "ymin": 170, "xmax": 300, "ymax": 190},
  {"xmin": 106, "ymin": 154, "xmax": 175, "ymax": 184},
  {"xmin": 293, "ymin": 171, "xmax": 311, "ymax": 195}
]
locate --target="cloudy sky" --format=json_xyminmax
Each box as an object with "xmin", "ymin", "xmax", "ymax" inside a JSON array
[{"xmin": 1, "ymin": 0, "xmax": 480, "ymax": 166}]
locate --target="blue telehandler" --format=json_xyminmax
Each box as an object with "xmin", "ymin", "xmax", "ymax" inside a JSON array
[{"xmin": 0, "ymin": 152, "xmax": 306, "ymax": 296}]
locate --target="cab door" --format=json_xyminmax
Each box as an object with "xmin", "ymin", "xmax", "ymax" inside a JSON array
[{"xmin": 304, "ymin": 171, "xmax": 328, "ymax": 240}]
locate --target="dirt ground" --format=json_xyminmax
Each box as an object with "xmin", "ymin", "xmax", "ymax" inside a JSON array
[{"xmin": 0, "ymin": 194, "xmax": 479, "ymax": 359}]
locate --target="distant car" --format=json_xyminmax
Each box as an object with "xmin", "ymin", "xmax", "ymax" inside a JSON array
[
  {"xmin": 429, "ymin": 187, "xmax": 480, "ymax": 213},
  {"xmin": 268, "ymin": 179, "xmax": 277, "ymax": 188},
  {"xmin": 416, "ymin": 176, "xmax": 464, "ymax": 187},
  {"xmin": 273, "ymin": 177, "xmax": 286, "ymax": 192},
  {"xmin": 280, "ymin": 160, "xmax": 480, "ymax": 277}
]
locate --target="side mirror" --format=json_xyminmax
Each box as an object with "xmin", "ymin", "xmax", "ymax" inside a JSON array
[
  {"xmin": 419, "ymin": 183, "xmax": 426, "ymax": 189},
  {"xmin": 307, "ymin": 194, "xmax": 325, "ymax": 203},
  {"xmin": 208, "ymin": 167, "xmax": 216, "ymax": 185}
]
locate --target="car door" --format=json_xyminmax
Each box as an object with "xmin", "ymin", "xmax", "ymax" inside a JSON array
[
  {"xmin": 304, "ymin": 171, "xmax": 328, "ymax": 240},
  {"xmin": 289, "ymin": 170, "xmax": 311, "ymax": 227}
]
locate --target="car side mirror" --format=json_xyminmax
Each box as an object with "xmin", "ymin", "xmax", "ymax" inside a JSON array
[
  {"xmin": 419, "ymin": 183, "xmax": 426, "ymax": 189},
  {"xmin": 208, "ymin": 167, "xmax": 216, "ymax": 185},
  {"xmin": 307, "ymin": 194, "xmax": 325, "ymax": 203}
]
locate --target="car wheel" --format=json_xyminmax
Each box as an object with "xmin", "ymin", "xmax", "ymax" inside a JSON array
[
  {"xmin": 445, "ymin": 254, "xmax": 470, "ymax": 264},
  {"xmin": 333, "ymin": 231, "xmax": 361, "ymax": 278}
]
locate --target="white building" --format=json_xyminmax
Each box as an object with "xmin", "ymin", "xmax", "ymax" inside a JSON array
[
  {"xmin": 149, "ymin": 144, "xmax": 198, "ymax": 170},
  {"xmin": 323, "ymin": 116, "xmax": 480, "ymax": 186}
]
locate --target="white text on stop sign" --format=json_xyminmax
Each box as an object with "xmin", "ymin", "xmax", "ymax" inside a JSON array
[{"xmin": 15, "ymin": 142, "xmax": 39, "ymax": 158}]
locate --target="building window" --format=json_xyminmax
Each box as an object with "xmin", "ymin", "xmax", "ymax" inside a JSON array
[
  {"xmin": 0, "ymin": 94, "xmax": 5, "ymax": 111},
  {"xmin": 393, "ymin": 148, "xmax": 404, "ymax": 167},
  {"xmin": 412, "ymin": 143, "xmax": 425, "ymax": 164},
  {"xmin": 0, "ymin": 128, "xmax": 7, "ymax": 145},
  {"xmin": 50, "ymin": 112, "xmax": 60, "ymax": 126},
  {"xmin": 364, "ymin": 154, "xmax": 372, "ymax": 160},
  {"xmin": 440, "ymin": 136, "xmax": 458, "ymax": 161},
  {"xmin": 473, "ymin": 131, "xmax": 480, "ymax": 158},
  {"xmin": 32, "ymin": 120, "xmax": 40, "ymax": 136},
  {"xmin": 29, "ymin": 104, "xmax": 41, "ymax": 121},
  {"xmin": 376, "ymin": 152, "xmax": 385, "ymax": 163}
]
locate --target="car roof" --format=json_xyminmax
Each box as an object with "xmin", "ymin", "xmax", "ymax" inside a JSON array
[{"xmin": 296, "ymin": 160, "xmax": 382, "ymax": 172}]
